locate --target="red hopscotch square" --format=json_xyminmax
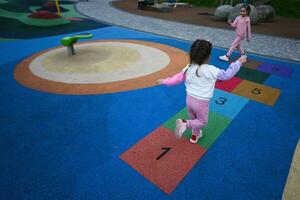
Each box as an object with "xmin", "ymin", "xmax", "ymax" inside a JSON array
[
  {"xmin": 119, "ymin": 126, "xmax": 206, "ymax": 194},
  {"xmin": 215, "ymin": 77, "xmax": 243, "ymax": 92}
]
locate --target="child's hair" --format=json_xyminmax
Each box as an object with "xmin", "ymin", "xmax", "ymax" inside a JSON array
[
  {"xmin": 189, "ymin": 39, "xmax": 212, "ymax": 66},
  {"xmin": 241, "ymin": 4, "xmax": 251, "ymax": 15}
]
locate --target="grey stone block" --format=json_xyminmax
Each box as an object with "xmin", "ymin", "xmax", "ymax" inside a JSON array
[
  {"xmin": 214, "ymin": 5, "xmax": 233, "ymax": 21},
  {"xmin": 257, "ymin": 5, "xmax": 276, "ymax": 22}
]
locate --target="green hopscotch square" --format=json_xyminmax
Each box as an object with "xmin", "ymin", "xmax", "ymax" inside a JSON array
[
  {"xmin": 235, "ymin": 67, "xmax": 269, "ymax": 84},
  {"xmin": 163, "ymin": 108, "xmax": 231, "ymax": 149}
]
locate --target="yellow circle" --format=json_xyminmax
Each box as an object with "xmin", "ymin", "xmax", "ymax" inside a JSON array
[{"xmin": 42, "ymin": 45, "xmax": 140, "ymax": 73}]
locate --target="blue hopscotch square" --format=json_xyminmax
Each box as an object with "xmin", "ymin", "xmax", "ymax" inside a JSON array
[{"xmin": 210, "ymin": 89, "xmax": 249, "ymax": 119}]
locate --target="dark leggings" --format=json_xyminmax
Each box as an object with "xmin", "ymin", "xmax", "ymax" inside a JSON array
[{"xmin": 137, "ymin": 2, "xmax": 144, "ymax": 10}]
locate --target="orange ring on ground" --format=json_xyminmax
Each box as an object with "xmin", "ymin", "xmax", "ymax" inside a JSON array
[{"xmin": 14, "ymin": 40, "xmax": 189, "ymax": 95}]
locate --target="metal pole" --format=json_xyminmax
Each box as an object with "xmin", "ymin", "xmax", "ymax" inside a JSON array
[{"xmin": 55, "ymin": 0, "xmax": 61, "ymax": 16}]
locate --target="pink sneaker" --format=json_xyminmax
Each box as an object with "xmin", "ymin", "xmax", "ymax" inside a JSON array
[
  {"xmin": 190, "ymin": 130, "xmax": 203, "ymax": 144},
  {"xmin": 175, "ymin": 119, "xmax": 187, "ymax": 139}
]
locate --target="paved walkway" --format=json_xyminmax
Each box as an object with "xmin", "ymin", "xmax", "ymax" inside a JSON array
[{"xmin": 76, "ymin": 0, "xmax": 300, "ymax": 62}]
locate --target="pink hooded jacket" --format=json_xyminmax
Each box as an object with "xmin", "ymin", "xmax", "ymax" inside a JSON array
[{"xmin": 231, "ymin": 16, "xmax": 251, "ymax": 40}]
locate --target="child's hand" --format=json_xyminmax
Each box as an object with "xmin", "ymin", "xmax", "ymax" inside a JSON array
[
  {"xmin": 157, "ymin": 79, "xmax": 164, "ymax": 84},
  {"xmin": 238, "ymin": 56, "xmax": 247, "ymax": 63}
]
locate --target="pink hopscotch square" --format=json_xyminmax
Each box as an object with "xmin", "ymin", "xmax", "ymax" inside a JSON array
[
  {"xmin": 119, "ymin": 126, "xmax": 206, "ymax": 194},
  {"xmin": 215, "ymin": 77, "xmax": 243, "ymax": 92}
]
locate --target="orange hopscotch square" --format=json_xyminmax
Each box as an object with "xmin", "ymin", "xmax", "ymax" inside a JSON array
[
  {"xmin": 119, "ymin": 126, "xmax": 206, "ymax": 194},
  {"xmin": 231, "ymin": 80, "xmax": 281, "ymax": 106}
]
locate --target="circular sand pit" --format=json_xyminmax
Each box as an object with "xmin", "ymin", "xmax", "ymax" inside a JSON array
[{"xmin": 14, "ymin": 40, "xmax": 189, "ymax": 95}]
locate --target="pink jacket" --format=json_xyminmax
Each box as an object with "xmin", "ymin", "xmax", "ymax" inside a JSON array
[{"xmin": 231, "ymin": 16, "xmax": 251, "ymax": 40}]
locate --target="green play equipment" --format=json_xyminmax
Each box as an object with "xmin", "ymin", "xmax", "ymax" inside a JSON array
[{"xmin": 60, "ymin": 33, "xmax": 93, "ymax": 56}]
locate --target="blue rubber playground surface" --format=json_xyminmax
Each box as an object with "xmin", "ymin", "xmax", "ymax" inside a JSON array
[{"xmin": 1, "ymin": 23, "xmax": 300, "ymax": 199}]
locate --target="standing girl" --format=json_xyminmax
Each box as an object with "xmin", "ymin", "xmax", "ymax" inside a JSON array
[
  {"xmin": 158, "ymin": 39, "xmax": 246, "ymax": 144},
  {"xmin": 219, "ymin": 4, "xmax": 251, "ymax": 62}
]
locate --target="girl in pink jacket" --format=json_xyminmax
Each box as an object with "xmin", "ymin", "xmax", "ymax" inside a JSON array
[{"xmin": 219, "ymin": 4, "xmax": 251, "ymax": 62}]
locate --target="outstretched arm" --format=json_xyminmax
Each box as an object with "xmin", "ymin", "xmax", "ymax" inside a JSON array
[
  {"xmin": 217, "ymin": 57, "xmax": 246, "ymax": 80},
  {"xmin": 229, "ymin": 17, "xmax": 238, "ymax": 28},
  {"xmin": 158, "ymin": 70, "xmax": 186, "ymax": 86}
]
